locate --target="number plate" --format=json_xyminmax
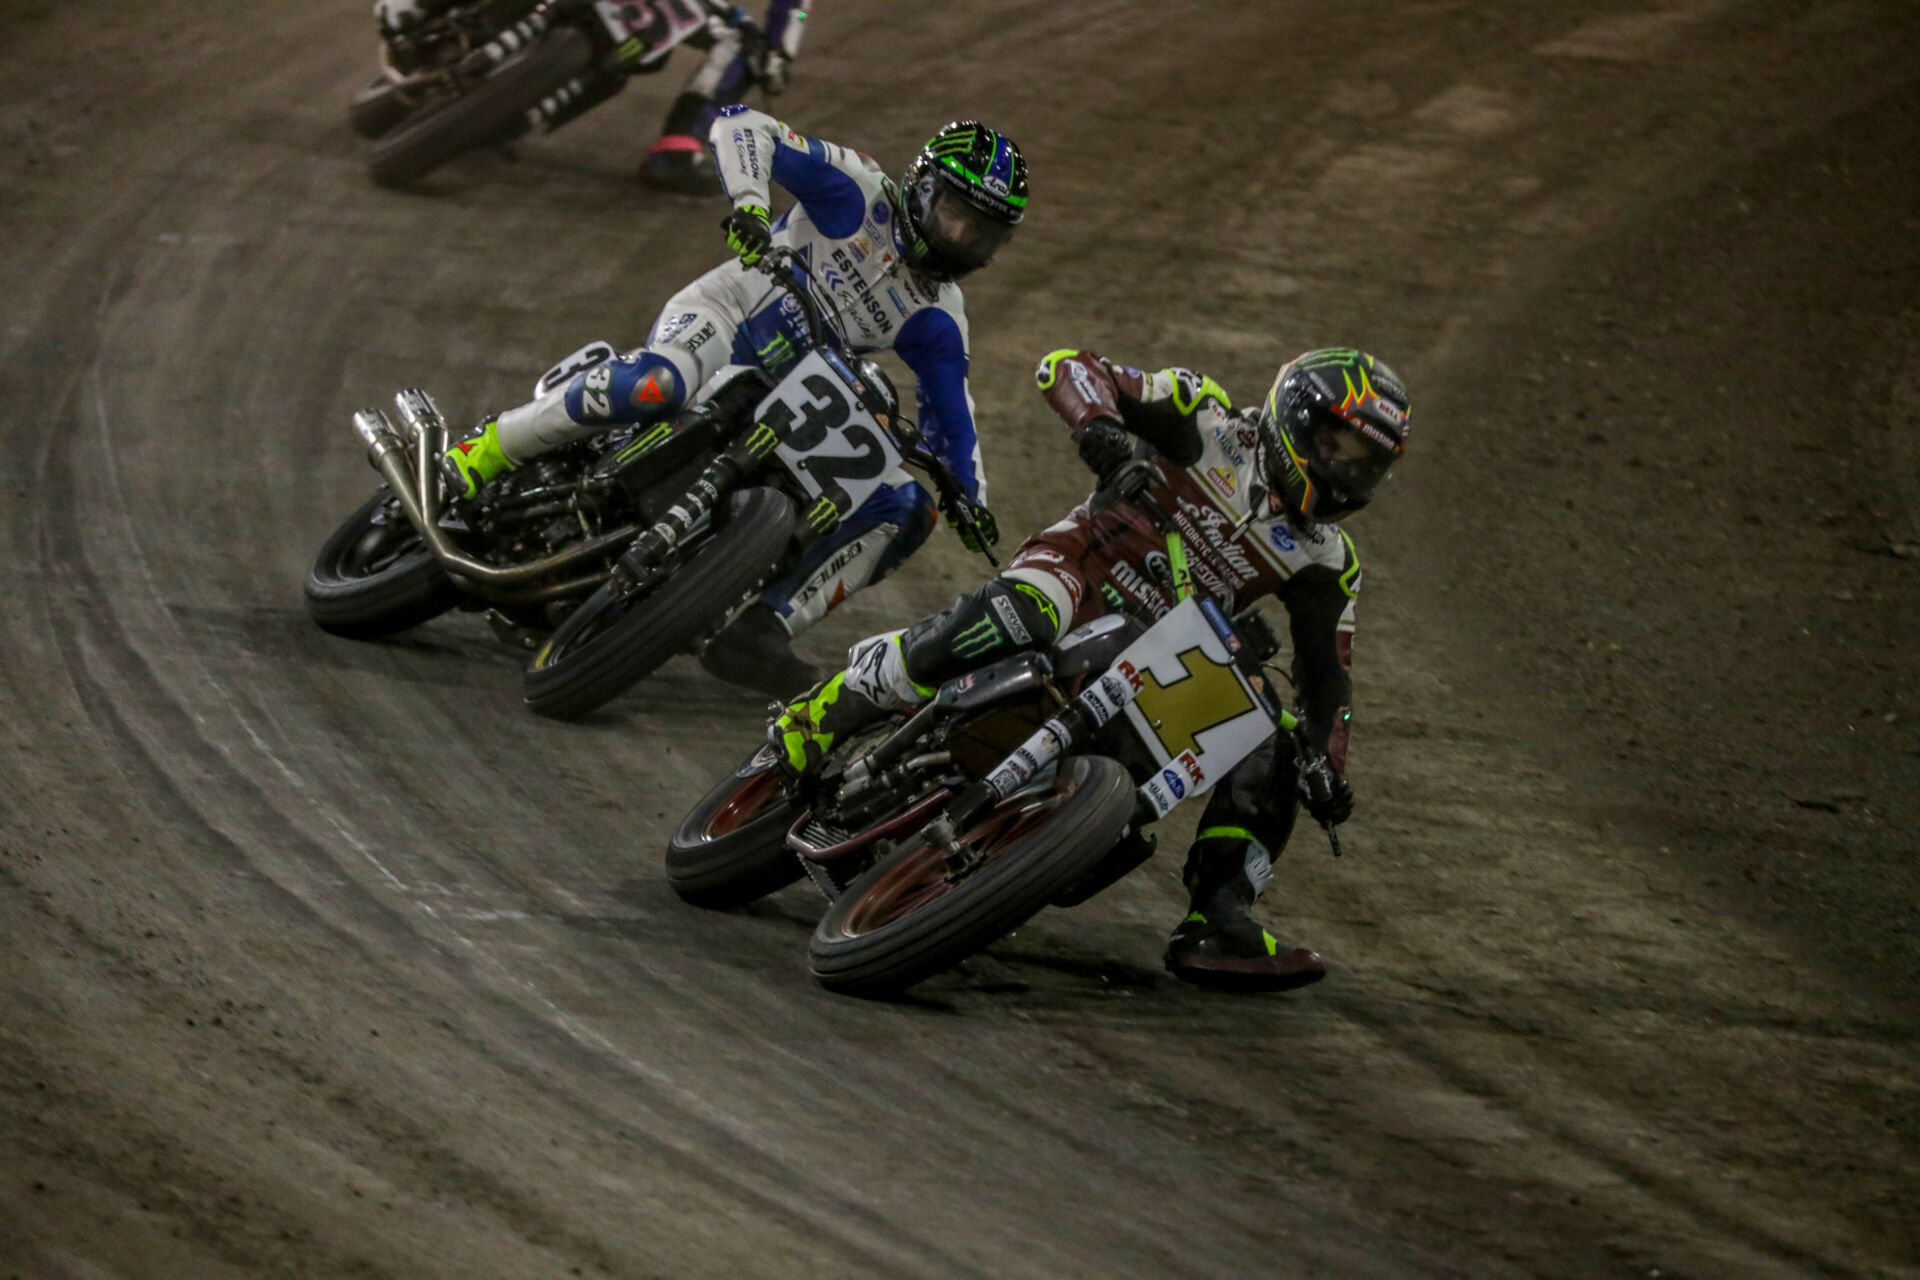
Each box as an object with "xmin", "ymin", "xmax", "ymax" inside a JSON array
[
  {"xmin": 1103, "ymin": 598, "xmax": 1276, "ymax": 817},
  {"xmin": 531, "ymin": 339, "xmax": 617, "ymax": 399},
  {"xmin": 758, "ymin": 350, "xmax": 904, "ymax": 523},
  {"xmin": 594, "ymin": 0, "xmax": 708, "ymax": 48}
]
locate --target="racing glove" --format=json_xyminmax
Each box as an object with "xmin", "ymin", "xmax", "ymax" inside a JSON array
[
  {"xmin": 1075, "ymin": 417, "xmax": 1133, "ymax": 485},
  {"xmin": 1297, "ymin": 754, "xmax": 1355, "ymax": 826},
  {"xmin": 722, "ymin": 204, "xmax": 772, "ymax": 266},
  {"xmin": 941, "ymin": 493, "xmax": 999, "ymax": 554}
]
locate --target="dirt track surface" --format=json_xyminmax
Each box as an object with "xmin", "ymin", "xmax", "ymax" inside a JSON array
[{"xmin": 2, "ymin": 2, "xmax": 1916, "ymax": 1276}]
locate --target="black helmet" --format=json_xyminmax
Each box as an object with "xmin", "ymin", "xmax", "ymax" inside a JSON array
[
  {"xmin": 898, "ymin": 120, "xmax": 1027, "ymax": 282},
  {"xmin": 1256, "ymin": 349, "xmax": 1411, "ymax": 527}
]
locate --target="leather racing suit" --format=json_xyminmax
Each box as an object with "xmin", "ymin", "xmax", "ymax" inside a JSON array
[
  {"xmin": 779, "ymin": 349, "xmax": 1363, "ymax": 987},
  {"xmin": 645, "ymin": 0, "xmax": 810, "ymax": 145},
  {"xmin": 493, "ymin": 105, "xmax": 989, "ymax": 636}
]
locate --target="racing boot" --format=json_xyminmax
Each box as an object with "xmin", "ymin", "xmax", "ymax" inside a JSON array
[
  {"xmin": 640, "ymin": 133, "xmax": 722, "ymax": 195},
  {"xmin": 440, "ymin": 418, "xmax": 517, "ymax": 503},
  {"xmin": 1163, "ymin": 832, "xmax": 1326, "ymax": 992},
  {"xmin": 700, "ymin": 602, "xmax": 821, "ymax": 698},
  {"xmin": 768, "ymin": 669, "xmax": 889, "ymax": 779}
]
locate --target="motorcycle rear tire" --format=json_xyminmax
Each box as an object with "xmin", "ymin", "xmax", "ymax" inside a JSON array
[
  {"xmin": 306, "ymin": 490, "xmax": 461, "ymax": 639},
  {"xmin": 368, "ymin": 26, "xmax": 595, "ymax": 186},
  {"xmin": 666, "ymin": 751, "xmax": 804, "ymax": 908},
  {"xmin": 808, "ymin": 755, "xmax": 1136, "ymax": 998},
  {"xmin": 523, "ymin": 486, "xmax": 796, "ymax": 720}
]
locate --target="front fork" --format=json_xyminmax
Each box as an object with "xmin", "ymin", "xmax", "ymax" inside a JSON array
[{"xmin": 609, "ymin": 420, "xmax": 785, "ymax": 596}]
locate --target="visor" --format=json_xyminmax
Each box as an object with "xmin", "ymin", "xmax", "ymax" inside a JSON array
[
  {"xmin": 1304, "ymin": 415, "xmax": 1396, "ymax": 517},
  {"xmin": 918, "ymin": 179, "xmax": 1017, "ymax": 274}
]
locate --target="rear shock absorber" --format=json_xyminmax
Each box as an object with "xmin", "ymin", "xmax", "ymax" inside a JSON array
[
  {"xmin": 525, "ymin": 65, "xmax": 627, "ymax": 134},
  {"xmin": 459, "ymin": 0, "xmax": 574, "ymax": 74}
]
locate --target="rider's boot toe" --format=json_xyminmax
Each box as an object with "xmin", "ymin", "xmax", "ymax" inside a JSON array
[{"xmin": 1164, "ymin": 913, "xmax": 1327, "ymax": 992}]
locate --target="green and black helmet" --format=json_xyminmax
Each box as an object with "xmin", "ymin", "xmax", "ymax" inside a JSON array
[
  {"xmin": 899, "ymin": 120, "xmax": 1028, "ymax": 282},
  {"xmin": 1256, "ymin": 349, "xmax": 1412, "ymax": 527}
]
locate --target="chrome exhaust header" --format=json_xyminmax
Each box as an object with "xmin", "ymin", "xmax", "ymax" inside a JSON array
[{"xmin": 353, "ymin": 391, "xmax": 635, "ymax": 598}]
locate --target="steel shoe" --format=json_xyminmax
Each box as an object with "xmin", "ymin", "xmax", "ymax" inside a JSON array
[
  {"xmin": 640, "ymin": 134, "xmax": 722, "ymax": 195},
  {"xmin": 1164, "ymin": 911, "xmax": 1327, "ymax": 992}
]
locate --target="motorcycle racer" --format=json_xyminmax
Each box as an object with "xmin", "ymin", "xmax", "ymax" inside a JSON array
[
  {"xmin": 771, "ymin": 346, "xmax": 1413, "ymax": 991},
  {"xmin": 640, "ymin": 1, "xmax": 811, "ymax": 194},
  {"xmin": 442, "ymin": 111, "xmax": 1028, "ymax": 695}
]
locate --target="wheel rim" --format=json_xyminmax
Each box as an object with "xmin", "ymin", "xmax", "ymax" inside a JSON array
[
  {"xmin": 328, "ymin": 504, "xmax": 426, "ymax": 582},
  {"xmin": 833, "ymin": 776, "xmax": 1081, "ymax": 939},
  {"xmin": 702, "ymin": 771, "xmax": 783, "ymax": 840},
  {"xmin": 532, "ymin": 586, "xmax": 637, "ymax": 671}
]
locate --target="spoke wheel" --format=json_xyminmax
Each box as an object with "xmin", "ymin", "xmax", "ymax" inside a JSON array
[
  {"xmin": 808, "ymin": 755, "xmax": 1136, "ymax": 998},
  {"xmin": 666, "ymin": 749, "xmax": 803, "ymax": 909}
]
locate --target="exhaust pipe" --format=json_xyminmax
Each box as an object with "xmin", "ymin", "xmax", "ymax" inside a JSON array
[{"xmin": 352, "ymin": 392, "xmax": 636, "ymax": 596}]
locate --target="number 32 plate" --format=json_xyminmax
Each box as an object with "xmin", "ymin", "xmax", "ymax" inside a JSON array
[{"xmin": 758, "ymin": 350, "xmax": 903, "ymax": 521}]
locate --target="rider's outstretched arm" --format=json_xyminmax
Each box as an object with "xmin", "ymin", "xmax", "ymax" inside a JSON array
[
  {"xmin": 708, "ymin": 105, "xmax": 874, "ymax": 238},
  {"xmin": 1276, "ymin": 541, "xmax": 1359, "ymax": 772},
  {"xmin": 897, "ymin": 304, "xmax": 987, "ymax": 506},
  {"xmin": 1033, "ymin": 349, "xmax": 1228, "ymax": 466}
]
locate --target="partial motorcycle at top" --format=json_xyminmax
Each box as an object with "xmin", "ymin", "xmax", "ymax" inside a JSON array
[
  {"xmin": 352, "ymin": 0, "xmax": 764, "ymax": 186},
  {"xmin": 304, "ymin": 249, "xmax": 993, "ymax": 720}
]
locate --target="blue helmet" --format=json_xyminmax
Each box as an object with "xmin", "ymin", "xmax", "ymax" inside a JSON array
[{"xmin": 899, "ymin": 120, "xmax": 1028, "ymax": 282}]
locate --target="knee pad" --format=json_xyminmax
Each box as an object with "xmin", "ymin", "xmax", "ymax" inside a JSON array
[
  {"xmin": 565, "ymin": 352, "xmax": 687, "ymax": 427},
  {"xmin": 900, "ymin": 578, "xmax": 1062, "ymax": 688}
]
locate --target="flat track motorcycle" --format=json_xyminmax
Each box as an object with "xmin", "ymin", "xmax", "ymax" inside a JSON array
[
  {"xmin": 305, "ymin": 249, "xmax": 991, "ymax": 720},
  {"xmin": 669, "ymin": 462, "xmax": 1341, "ymax": 997},
  {"xmin": 352, "ymin": 0, "xmax": 761, "ymax": 186}
]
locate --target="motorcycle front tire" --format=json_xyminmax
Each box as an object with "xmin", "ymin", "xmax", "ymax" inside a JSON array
[
  {"xmin": 523, "ymin": 486, "xmax": 796, "ymax": 720},
  {"xmin": 349, "ymin": 75, "xmax": 413, "ymax": 140}
]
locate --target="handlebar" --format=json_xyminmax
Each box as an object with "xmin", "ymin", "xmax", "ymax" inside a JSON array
[
  {"xmin": 753, "ymin": 247, "xmax": 842, "ymax": 355},
  {"xmin": 754, "ymin": 250, "xmax": 997, "ymax": 566},
  {"xmin": 1094, "ymin": 456, "xmax": 1343, "ymax": 856},
  {"xmin": 901, "ymin": 444, "xmax": 998, "ymax": 568}
]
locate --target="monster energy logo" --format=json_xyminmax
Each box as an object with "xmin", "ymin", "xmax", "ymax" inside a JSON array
[
  {"xmin": 806, "ymin": 495, "xmax": 840, "ymax": 532},
  {"xmin": 928, "ymin": 129, "xmax": 979, "ymax": 156},
  {"xmin": 746, "ymin": 422, "xmax": 778, "ymax": 455},
  {"xmin": 614, "ymin": 423, "xmax": 673, "ymax": 464},
  {"xmin": 951, "ymin": 615, "xmax": 1002, "ymax": 659},
  {"xmin": 1294, "ymin": 348, "xmax": 1365, "ymax": 371},
  {"xmin": 756, "ymin": 333, "xmax": 796, "ymax": 371}
]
